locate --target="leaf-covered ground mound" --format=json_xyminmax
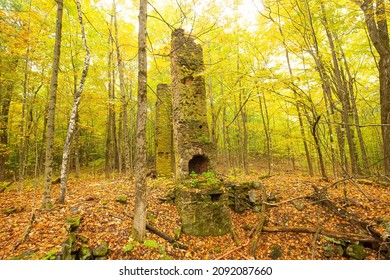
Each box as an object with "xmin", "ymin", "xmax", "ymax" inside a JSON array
[{"xmin": 0, "ymin": 173, "xmax": 389, "ymax": 260}]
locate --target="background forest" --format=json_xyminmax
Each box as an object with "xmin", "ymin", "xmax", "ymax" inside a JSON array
[
  {"xmin": 0, "ymin": 0, "xmax": 389, "ymax": 261},
  {"xmin": 1, "ymin": 0, "xmax": 388, "ymax": 181}
]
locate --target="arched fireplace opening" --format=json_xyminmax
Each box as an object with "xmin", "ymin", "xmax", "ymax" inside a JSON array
[{"xmin": 188, "ymin": 155, "xmax": 210, "ymax": 175}]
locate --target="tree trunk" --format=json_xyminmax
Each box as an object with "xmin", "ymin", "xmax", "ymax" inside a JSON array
[
  {"xmin": 321, "ymin": 3, "xmax": 361, "ymax": 176},
  {"xmin": 105, "ymin": 3, "xmax": 115, "ymax": 179},
  {"xmin": 113, "ymin": 0, "xmax": 131, "ymax": 177},
  {"xmin": 57, "ymin": 0, "xmax": 90, "ymax": 204},
  {"xmin": 0, "ymin": 84, "xmax": 12, "ymax": 181},
  {"xmin": 41, "ymin": 0, "xmax": 64, "ymax": 209},
  {"xmin": 312, "ymin": 115, "xmax": 328, "ymax": 180},
  {"xmin": 258, "ymin": 88, "xmax": 272, "ymax": 175},
  {"xmin": 297, "ymin": 103, "xmax": 314, "ymax": 176},
  {"xmin": 356, "ymin": 0, "xmax": 390, "ymax": 177},
  {"xmin": 19, "ymin": 2, "xmax": 32, "ymax": 181},
  {"xmin": 132, "ymin": 0, "xmax": 148, "ymax": 242}
]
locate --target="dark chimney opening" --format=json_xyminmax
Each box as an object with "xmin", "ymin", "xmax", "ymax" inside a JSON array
[{"xmin": 188, "ymin": 155, "xmax": 209, "ymax": 175}]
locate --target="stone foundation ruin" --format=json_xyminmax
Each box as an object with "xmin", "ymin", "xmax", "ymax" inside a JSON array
[{"xmin": 175, "ymin": 187, "xmax": 232, "ymax": 236}]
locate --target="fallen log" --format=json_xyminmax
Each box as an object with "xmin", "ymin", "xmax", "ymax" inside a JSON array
[
  {"xmin": 310, "ymin": 185, "xmax": 383, "ymax": 241},
  {"xmin": 261, "ymin": 226, "xmax": 378, "ymax": 243}
]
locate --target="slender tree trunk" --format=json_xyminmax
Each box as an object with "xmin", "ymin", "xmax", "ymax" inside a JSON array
[
  {"xmin": 312, "ymin": 115, "xmax": 328, "ymax": 180},
  {"xmin": 0, "ymin": 85, "xmax": 12, "ymax": 181},
  {"xmin": 57, "ymin": 0, "xmax": 90, "ymax": 204},
  {"xmin": 297, "ymin": 103, "xmax": 314, "ymax": 176},
  {"xmin": 241, "ymin": 106, "xmax": 249, "ymax": 174},
  {"xmin": 258, "ymin": 88, "xmax": 272, "ymax": 175},
  {"xmin": 42, "ymin": 0, "xmax": 64, "ymax": 209},
  {"xmin": 338, "ymin": 34, "xmax": 370, "ymax": 174},
  {"xmin": 273, "ymin": 2, "xmax": 313, "ymax": 176},
  {"xmin": 113, "ymin": 0, "xmax": 131, "ymax": 177},
  {"xmin": 321, "ymin": 3, "xmax": 361, "ymax": 176},
  {"xmin": 74, "ymin": 120, "xmax": 80, "ymax": 178},
  {"xmin": 105, "ymin": 5, "xmax": 115, "ymax": 179},
  {"xmin": 222, "ymin": 105, "xmax": 231, "ymax": 167},
  {"xmin": 132, "ymin": 0, "xmax": 148, "ymax": 242},
  {"xmin": 19, "ymin": 1, "xmax": 33, "ymax": 182}
]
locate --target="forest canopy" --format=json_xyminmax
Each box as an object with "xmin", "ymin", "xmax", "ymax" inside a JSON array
[{"xmin": 0, "ymin": 0, "xmax": 388, "ymax": 181}]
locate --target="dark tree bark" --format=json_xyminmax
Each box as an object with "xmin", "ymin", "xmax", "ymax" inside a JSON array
[{"xmin": 355, "ymin": 0, "xmax": 390, "ymax": 177}]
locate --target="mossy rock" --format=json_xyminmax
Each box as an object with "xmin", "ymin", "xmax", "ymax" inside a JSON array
[
  {"xmin": 3, "ymin": 207, "xmax": 17, "ymax": 215},
  {"xmin": 346, "ymin": 244, "xmax": 366, "ymax": 260},
  {"xmin": 100, "ymin": 199, "xmax": 108, "ymax": 205},
  {"xmin": 269, "ymin": 245, "xmax": 282, "ymax": 259},
  {"xmin": 115, "ymin": 195, "xmax": 127, "ymax": 204},
  {"xmin": 78, "ymin": 244, "xmax": 92, "ymax": 260},
  {"xmin": 59, "ymin": 233, "xmax": 77, "ymax": 260},
  {"xmin": 174, "ymin": 226, "xmax": 181, "ymax": 240},
  {"xmin": 11, "ymin": 250, "xmax": 37, "ymax": 260},
  {"xmin": 93, "ymin": 242, "xmax": 109, "ymax": 257},
  {"xmin": 143, "ymin": 239, "xmax": 159, "ymax": 248},
  {"xmin": 66, "ymin": 216, "xmax": 81, "ymax": 231},
  {"xmin": 323, "ymin": 243, "xmax": 344, "ymax": 258},
  {"xmin": 42, "ymin": 249, "xmax": 58, "ymax": 260},
  {"xmin": 78, "ymin": 235, "xmax": 89, "ymax": 243},
  {"xmin": 323, "ymin": 236, "xmax": 347, "ymax": 246},
  {"xmin": 123, "ymin": 241, "xmax": 138, "ymax": 253}
]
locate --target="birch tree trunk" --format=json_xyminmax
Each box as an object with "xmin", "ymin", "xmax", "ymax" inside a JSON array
[
  {"xmin": 57, "ymin": 0, "xmax": 90, "ymax": 204},
  {"xmin": 41, "ymin": 0, "xmax": 64, "ymax": 209},
  {"xmin": 132, "ymin": 0, "xmax": 148, "ymax": 242}
]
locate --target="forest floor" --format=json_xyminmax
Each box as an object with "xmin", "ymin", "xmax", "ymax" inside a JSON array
[{"xmin": 0, "ymin": 170, "xmax": 389, "ymax": 260}]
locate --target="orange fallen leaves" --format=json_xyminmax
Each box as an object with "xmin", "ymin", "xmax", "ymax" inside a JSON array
[{"xmin": 0, "ymin": 174, "xmax": 388, "ymax": 260}]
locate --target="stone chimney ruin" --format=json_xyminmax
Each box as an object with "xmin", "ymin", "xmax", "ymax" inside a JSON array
[{"xmin": 170, "ymin": 29, "xmax": 215, "ymax": 180}]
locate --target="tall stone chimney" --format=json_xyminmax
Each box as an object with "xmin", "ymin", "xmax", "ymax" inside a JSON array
[
  {"xmin": 170, "ymin": 29, "xmax": 214, "ymax": 179},
  {"xmin": 155, "ymin": 84, "xmax": 174, "ymax": 177}
]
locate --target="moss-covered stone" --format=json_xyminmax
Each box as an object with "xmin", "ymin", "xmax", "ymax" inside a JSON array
[
  {"xmin": 115, "ymin": 195, "xmax": 127, "ymax": 204},
  {"xmin": 93, "ymin": 242, "xmax": 109, "ymax": 257},
  {"xmin": 346, "ymin": 244, "xmax": 366, "ymax": 260},
  {"xmin": 175, "ymin": 186, "xmax": 231, "ymax": 236},
  {"xmin": 3, "ymin": 207, "xmax": 16, "ymax": 215},
  {"xmin": 41, "ymin": 249, "xmax": 58, "ymax": 260},
  {"xmin": 11, "ymin": 250, "xmax": 37, "ymax": 260},
  {"xmin": 269, "ymin": 245, "xmax": 282, "ymax": 259},
  {"xmin": 100, "ymin": 199, "xmax": 108, "ymax": 205},
  {"xmin": 323, "ymin": 243, "xmax": 344, "ymax": 258},
  {"xmin": 66, "ymin": 216, "xmax": 81, "ymax": 231},
  {"xmin": 225, "ymin": 181, "xmax": 264, "ymax": 213},
  {"xmin": 78, "ymin": 244, "xmax": 92, "ymax": 260},
  {"xmin": 59, "ymin": 232, "xmax": 77, "ymax": 260}
]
